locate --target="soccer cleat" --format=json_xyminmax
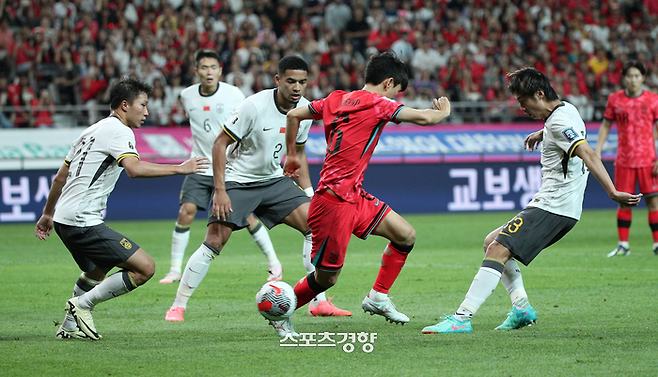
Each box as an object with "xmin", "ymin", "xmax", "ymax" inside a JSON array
[
  {"xmin": 308, "ymin": 296, "xmax": 352, "ymax": 317},
  {"xmin": 159, "ymin": 271, "xmax": 182, "ymax": 284},
  {"xmin": 55, "ymin": 325, "xmax": 91, "ymax": 340},
  {"xmin": 606, "ymin": 245, "xmax": 630, "ymax": 257},
  {"xmin": 267, "ymin": 264, "xmax": 283, "ymax": 281},
  {"xmin": 165, "ymin": 306, "xmax": 185, "ymax": 322},
  {"xmin": 653, "ymin": 246, "xmax": 658, "ymax": 256},
  {"xmin": 421, "ymin": 315, "xmax": 472, "ymax": 334},
  {"xmin": 361, "ymin": 295, "xmax": 409, "ymax": 324},
  {"xmin": 269, "ymin": 317, "xmax": 300, "ymax": 338},
  {"xmin": 66, "ymin": 297, "xmax": 100, "ymax": 340},
  {"xmin": 495, "ymin": 305, "xmax": 538, "ymax": 330}
]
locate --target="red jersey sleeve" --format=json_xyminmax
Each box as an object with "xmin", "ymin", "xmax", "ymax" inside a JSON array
[
  {"xmin": 308, "ymin": 98, "xmax": 326, "ymax": 121},
  {"xmin": 373, "ymin": 96, "xmax": 405, "ymax": 124}
]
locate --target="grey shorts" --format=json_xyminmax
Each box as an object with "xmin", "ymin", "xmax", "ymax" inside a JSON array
[
  {"xmin": 495, "ymin": 207, "xmax": 577, "ymax": 266},
  {"xmin": 54, "ymin": 222, "xmax": 140, "ymax": 273},
  {"xmin": 209, "ymin": 176, "xmax": 310, "ymax": 230},
  {"xmin": 180, "ymin": 174, "xmax": 214, "ymax": 210}
]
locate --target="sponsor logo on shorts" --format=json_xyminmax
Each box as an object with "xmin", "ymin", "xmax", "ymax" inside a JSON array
[{"xmin": 120, "ymin": 238, "xmax": 132, "ymax": 250}]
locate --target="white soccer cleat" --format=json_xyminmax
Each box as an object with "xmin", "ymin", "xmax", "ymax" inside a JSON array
[
  {"xmin": 267, "ymin": 263, "xmax": 283, "ymax": 281},
  {"xmin": 66, "ymin": 297, "xmax": 101, "ymax": 340},
  {"xmin": 55, "ymin": 325, "xmax": 91, "ymax": 340},
  {"xmin": 361, "ymin": 295, "xmax": 410, "ymax": 324},
  {"xmin": 159, "ymin": 271, "xmax": 182, "ymax": 284},
  {"xmin": 269, "ymin": 317, "xmax": 300, "ymax": 338}
]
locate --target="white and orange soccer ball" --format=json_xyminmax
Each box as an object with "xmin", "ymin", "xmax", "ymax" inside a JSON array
[{"xmin": 255, "ymin": 281, "xmax": 297, "ymax": 321}]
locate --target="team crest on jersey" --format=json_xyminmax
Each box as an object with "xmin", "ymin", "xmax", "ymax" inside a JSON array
[
  {"xmin": 120, "ymin": 238, "xmax": 132, "ymax": 249},
  {"xmin": 216, "ymin": 104, "xmax": 224, "ymax": 114},
  {"xmin": 641, "ymin": 102, "xmax": 648, "ymax": 114},
  {"xmin": 562, "ymin": 128, "xmax": 578, "ymax": 142}
]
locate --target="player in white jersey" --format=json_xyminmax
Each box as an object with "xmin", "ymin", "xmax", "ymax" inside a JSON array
[
  {"xmin": 165, "ymin": 55, "xmax": 351, "ymax": 326},
  {"xmin": 159, "ymin": 50, "xmax": 285, "ymax": 285},
  {"xmin": 34, "ymin": 77, "xmax": 208, "ymax": 340},
  {"xmin": 422, "ymin": 67, "xmax": 642, "ymax": 335}
]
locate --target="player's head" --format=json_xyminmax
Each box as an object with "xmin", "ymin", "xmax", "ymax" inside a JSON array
[
  {"xmin": 195, "ymin": 49, "xmax": 222, "ymax": 91},
  {"xmin": 109, "ymin": 77, "xmax": 152, "ymax": 129},
  {"xmin": 508, "ymin": 67, "xmax": 559, "ymax": 119},
  {"xmin": 365, "ymin": 52, "xmax": 409, "ymax": 98},
  {"xmin": 622, "ymin": 60, "xmax": 645, "ymax": 95},
  {"xmin": 275, "ymin": 55, "xmax": 308, "ymax": 109}
]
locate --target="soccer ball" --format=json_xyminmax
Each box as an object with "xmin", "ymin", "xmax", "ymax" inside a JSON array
[{"xmin": 255, "ymin": 281, "xmax": 297, "ymax": 321}]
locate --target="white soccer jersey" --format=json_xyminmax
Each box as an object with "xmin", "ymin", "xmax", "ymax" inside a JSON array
[
  {"xmin": 54, "ymin": 116, "xmax": 139, "ymax": 227},
  {"xmin": 527, "ymin": 102, "xmax": 589, "ymax": 220},
  {"xmin": 180, "ymin": 83, "xmax": 245, "ymax": 176},
  {"xmin": 222, "ymin": 89, "xmax": 312, "ymax": 183}
]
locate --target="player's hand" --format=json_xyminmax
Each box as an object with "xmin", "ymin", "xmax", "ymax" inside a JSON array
[
  {"xmin": 283, "ymin": 155, "xmax": 301, "ymax": 179},
  {"xmin": 179, "ymin": 157, "xmax": 210, "ymax": 174},
  {"xmin": 610, "ymin": 191, "xmax": 643, "ymax": 206},
  {"xmin": 524, "ymin": 130, "xmax": 544, "ymax": 152},
  {"xmin": 653, "ymin": 160, "xmax": 658, "ymax": 175},
  {"xmin": 35, "ymin": 214, "xmax": 53, "ymax": 240},
  {"xmin": 212, "ymin": 188, "xmax": 232, "ymax": 220},
  {"xmin": 433, "ymin": 97, "xmax": 451, "ymax": 114}
]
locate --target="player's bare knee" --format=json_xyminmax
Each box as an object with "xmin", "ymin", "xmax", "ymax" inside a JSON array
[{"xmin": 398, "ymin": 226, "xmax": 416, "ymax": 246}]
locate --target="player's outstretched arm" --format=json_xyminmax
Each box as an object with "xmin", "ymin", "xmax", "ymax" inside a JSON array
[
  {"xmin": 35, "ymin": 162, "xmax": 69, "ymax": 240},
  {"xmin": 574, "ymin": 142, "xmax": 642, "ymax": 206},
  {"xmin": 594, "ymin": 119, "xmax": 612, "ymax": 158},
  {"xmin": 284, "ymin": 106, "xmax": 313, "ymax": 179},
  {"xmin": 121, "ymin": 156, "xmax": 209, "ymax": 178},
  {"xmin": 395, "ymin": 97, "xmax": 451, "ymax": 126},
  {"xmin": 523, "ymin": 130, "xmax": 544, "ymax": 152}
]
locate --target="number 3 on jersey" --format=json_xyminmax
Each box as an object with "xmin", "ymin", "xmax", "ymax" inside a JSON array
[{"xmin": 328, "ymin": 114, "xmax": 349, "ymax": 155}]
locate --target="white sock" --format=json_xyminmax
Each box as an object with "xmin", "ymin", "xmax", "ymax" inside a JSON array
[
  {"xmin": 653, "ymin": 242, "xmax": 658, "ymax": 250},
  {"xmin": 303, "ymin": 232, "xmax": 326, "ymax": 304},
  {"xmin": 500, "ymin": 259, "xmax": 529, "ymax": 310},
  {"xmin": 368, "ymin": 288, "xmax": 387, "ymax": 302},
  {"xmin": 171, "ymin": 224, "xmax": 191, "ymax": 274},
  {"xmin": 63, "ymin": 274, "xmax": 101, "ymax": 330},
  {"xmin": 172, "ymin": 243, "xmax": 215, "ymax": 309},
  {"xmin": 455, "ymin": 266, "xmax": 503, "ymax": 321},
  {"xmin": 620, "ymin": 241, "xmax": 629, "ymax": 249},
  {"xmin": 78, "ymin": 271, "xmax": 135, "ymax": 309},
  {"xmin": 250, "ymin": 222, "xmax": 279, "ymax": 266}
]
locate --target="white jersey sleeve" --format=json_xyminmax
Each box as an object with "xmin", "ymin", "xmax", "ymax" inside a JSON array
[{"xmin": 527, "ymin": 102, "xmax": 589, "ymax": 220}]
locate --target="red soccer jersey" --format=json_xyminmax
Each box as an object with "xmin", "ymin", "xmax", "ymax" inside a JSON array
[
  {"xmin": 603, "ymin": 90, "xmax": 658, "ymax": 167},
  {"xmin": 309, "ymin": 90, "xmax": 405, "ymax": 203}
]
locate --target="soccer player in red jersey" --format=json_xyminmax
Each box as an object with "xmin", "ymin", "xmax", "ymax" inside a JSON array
[
  {"xmin": 595, "ymin": 60, "xmax": 658, "ymax": 257},
  {"xmin": 278, "ymin": 52, "xmax": 451, "ymax": 336}
]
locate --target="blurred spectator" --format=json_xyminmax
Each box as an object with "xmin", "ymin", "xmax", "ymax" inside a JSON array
[
  {"xmin": 144, "ymin": 80, "xmax": 169, "ymax": 126},
  {"xmin": 81, "ymin": 65, "xmax": 108, "ymax": 124},
  {"xmin": 0, "ymin": 18, "xmax": 12, "ymax": 74},
  {"xmin": 566, "ymin": 85, "xmax": 593, "ymax": 122},
  {"xmin": 7, "ymin": 71, "xmax": 37, "ymax": 128},
  {"xmin": 344, "ymin": 5, "xmax": 370, "ymax": 55},
  {"xmin": 324, "ymin": 0, "xmax": 352, "ymax": 32},
  {"xmin": 54, "ymin": 50, "xmax": 81, "ymax": 105},
  {"xmin": 390, "ymin": 28, "xmax": 414, "ymax": 63},
  {"xmin": 34, "ymin": 89, "xmax": 57, "ymax": 127},
  {"xmin": 0, "ymin": 76, "xmax": 14, "ymax": 128},
  {"xmin": 411, "ymin": 36, "xmax": 442, "ymax": 79}
]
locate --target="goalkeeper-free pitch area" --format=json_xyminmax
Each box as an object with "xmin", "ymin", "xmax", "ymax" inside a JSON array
[{"xmin": 1, "ymin": 210, "xmax": 656, "ymax": 376}]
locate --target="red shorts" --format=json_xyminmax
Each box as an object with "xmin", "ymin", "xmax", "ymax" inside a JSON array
[
  {"xmin": 614, "ymin": 165, "xmax": 658, "ymax": 196},
  {"xmin": 307, "ymin": 189, "xmax": 392, "ymax": 272}
]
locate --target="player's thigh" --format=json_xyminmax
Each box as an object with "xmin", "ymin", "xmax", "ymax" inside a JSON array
[
  {"xmin": 637, "ymin": 166, "xmax": 658, "ymax": 197},
  {"xmin": 280, "ymin": 202, "xmax": 310, "ymax": 233},
  {"xmin": 484, "ymin": 225, "xmax": 505, "ymax": 252},
  {"xmin": 117, "ymin": 248, "xmax": 155, "ymax": 285},
  {"xmin": 370, "ymin": 209, "xmax": 415, "ymax": 245},
  {"xmin": 257, "ymin": 177, "xmax": 309, "ymax": 230}
]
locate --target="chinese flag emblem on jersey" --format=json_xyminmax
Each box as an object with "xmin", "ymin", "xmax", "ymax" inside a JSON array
[
  {"xmin": 203, "ymin": 106, "xmax": 210, "ymax": 111},
  {"xmin": 279, "ymin": 127, "xmax": 286, "ymax": 133}
]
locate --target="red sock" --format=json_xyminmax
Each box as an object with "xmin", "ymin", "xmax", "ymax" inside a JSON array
[
  {"xmin": 293, "ymin": 274, "xmax": 324, "ymax": 309},
  {"xmin": 648, "ymin": 210, "xmax": 658, "ymax": 243},
  {"xmin": 617, "ymin": 208, "xmax": 632, "ymax": 242},
  {"xmin": 373, "ymin": 243, "xmax": 409, "ymax": 294}
]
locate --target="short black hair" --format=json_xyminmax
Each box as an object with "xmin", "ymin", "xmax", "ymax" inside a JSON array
[
  {"xmin": 364, "ymin": 51, "xmax": 409, "ymax": 92},
  {"xmin": 109, "ymin": 77, "xmax": 153, "ymax": 110},
  {"xmin": 621, "ymin": 60, "xmax": 646, "ymax": 76},
  {"xmin": 507, "ymin": 67, "xmax": 559, "ymax": 101},
  {"xmin": 278, "ymin": 55, "xmax": 309, "ymax": 74},
  {"xmin": 195, "ymin": 49, "xmax": 221, "ymax": 68}
]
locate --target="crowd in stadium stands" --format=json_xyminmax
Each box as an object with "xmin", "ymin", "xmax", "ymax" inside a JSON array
[{"xmin": 0, "ymin": 0, "xmax": 657, "ymax": 127}]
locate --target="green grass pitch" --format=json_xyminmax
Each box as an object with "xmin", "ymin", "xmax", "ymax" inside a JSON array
[{"xmin": 1, "ymin": 209, "xmax": 657, "ymax": 376}]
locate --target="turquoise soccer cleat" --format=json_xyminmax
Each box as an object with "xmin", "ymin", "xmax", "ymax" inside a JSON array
[
  {"xmin": 495, "ymin": 305, "xmax": 538, "ymax": 330},
  {"xmin": 422, "ymin": 315, "xmax": 472, "ymax": 334}
]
